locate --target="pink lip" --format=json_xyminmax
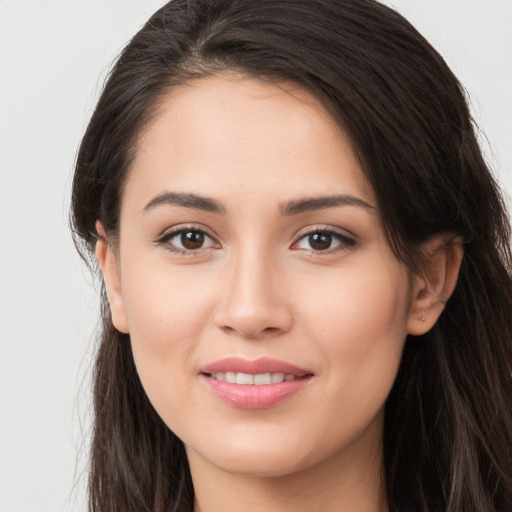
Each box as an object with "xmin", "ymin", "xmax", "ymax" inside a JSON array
[
  {"xmin": 201, "ymin": 357, "xmax": 311, "ymax": 376},
  {"xmin": 200, "ymin": 357, "xmax": 313, "ymax": 410}
]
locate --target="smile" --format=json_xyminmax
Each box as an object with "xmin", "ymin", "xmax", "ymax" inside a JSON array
[
  {"xmin": 200, "ymin": 357, "xmax": 313, "ymax": 409},
  {"xmin": 209, "ymin": 372, "xmax": 299, "ymax": 385}
]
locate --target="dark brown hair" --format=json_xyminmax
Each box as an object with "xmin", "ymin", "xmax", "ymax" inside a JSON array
[{"xmin": 71, "ymin": 1, "xmax": 512, "ymax": 510}]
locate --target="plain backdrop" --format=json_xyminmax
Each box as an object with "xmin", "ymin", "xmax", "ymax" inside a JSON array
[{"xmin": 0, "ymin": 1, "xmax": 510, "ymax": 511}]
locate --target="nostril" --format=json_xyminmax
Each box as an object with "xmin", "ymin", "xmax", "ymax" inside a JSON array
[
  {"xmin": 219, "ymin": 323, "xmax": 284, "ymax": 339},
  {"xmin": 213, "ymin": 294, "xmax": 293, "ymax": 339}
]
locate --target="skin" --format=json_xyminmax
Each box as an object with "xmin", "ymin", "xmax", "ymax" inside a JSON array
[{"xmin": 96, "ymin": 75, "xmax": 462, "ymax": 511}]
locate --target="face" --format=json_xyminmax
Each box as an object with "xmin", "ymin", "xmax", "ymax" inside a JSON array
[{"xmin": 99, "ymin": 75, "xmax": 422, "ymax": 479}]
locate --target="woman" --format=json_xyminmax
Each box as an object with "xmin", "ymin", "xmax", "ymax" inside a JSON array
[{"xmin": 70, "ymin": 0, "xmax": 512, "ymax": 510}]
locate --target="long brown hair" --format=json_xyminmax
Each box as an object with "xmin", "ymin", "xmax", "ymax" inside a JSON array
[{"xmin": 71, "ymin": 1, "xmax": 512, "ymax": 510}]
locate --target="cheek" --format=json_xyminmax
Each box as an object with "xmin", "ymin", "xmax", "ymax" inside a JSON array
[
  {"xmin": 122, "ymin": 260, "xmax": 216, "ymax": 345},
  {"xmin": 297, "ymin": 261, "xmax": 411, "ymax": 399},
  {"xmin": 284, "ymin": 265, "xmax": 411, "ymax": 459},
  {"xmin": 119, "ymin": 262, "xmax": 217, "ymax": 409}
]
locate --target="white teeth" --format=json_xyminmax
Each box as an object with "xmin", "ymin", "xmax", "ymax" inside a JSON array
[
  {"xmin": 271, "ymin": 372, "xmax": 285, "ymax": 383},
  {"xmin": 211, "ymin": 371, "xmax": 297, "ymax": 384},
  {"xmin": 225, "ymin": 372, "xmax": 236, "ymax": 383},
  {"xmin": 254, "ymin": 373, "xmax": 271, "ymax": 385},
  {"xmin": 236, "ymin": 372, "xmax": 254, "ymax": 385}
]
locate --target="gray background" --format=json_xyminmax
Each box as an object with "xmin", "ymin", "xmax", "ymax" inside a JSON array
[{"xmin": 0, "ymin": 1, "xmax": 510, "ymax": 510}]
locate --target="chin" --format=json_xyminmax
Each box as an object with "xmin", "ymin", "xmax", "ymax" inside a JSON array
[
  {"xmin": 204, "ymin": 450, "xmax": 311, "ymax": 478},
  {"xmin": 185, "ymin": 429, "xmax": 317, "ymax": 478}
]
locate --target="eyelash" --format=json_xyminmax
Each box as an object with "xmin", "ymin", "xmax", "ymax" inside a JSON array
[
  {"xmin": 156, "ymin": 225, "xmax": 219, "ymax": 256},
  {"xmin": 291, "ymin": 228, "xmax": 356, "ymax": 254},
  {"xmin": 155, "ymin": 225, "xmax": 356, "ymax": 256}
]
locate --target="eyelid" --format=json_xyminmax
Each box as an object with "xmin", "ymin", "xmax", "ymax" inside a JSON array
[
  {"xmin": 155, "ymin": 224, "xmax": 221, "ymax": 254},
  {"xmin": 290, "ymin": 225, "xmax": 356, "ymax": 252},
  {"xmin": 154, "ymin": 223, "xmax": 356, "ymax": 255},
  {"xmin": 155, "ymin": 222, "xmax": 217, "ymax": 239}
]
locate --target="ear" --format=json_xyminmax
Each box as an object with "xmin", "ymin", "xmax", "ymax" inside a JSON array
[
  {"xmin": 407, "ymin": 234, "xmax": 463, "ymax": 336},
  {"xmin": 95, "ymin": 221, "xmax": 129, "ymax": 334}
]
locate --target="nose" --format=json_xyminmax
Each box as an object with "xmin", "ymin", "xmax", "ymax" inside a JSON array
[{"xmin": 213, "ymin": 249, "xmax": 293, "ymax": 339}]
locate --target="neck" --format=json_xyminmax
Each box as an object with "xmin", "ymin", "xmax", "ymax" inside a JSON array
[{"xmin": 188, "ymin": 422, "xmax": 388, "ymax": 512}]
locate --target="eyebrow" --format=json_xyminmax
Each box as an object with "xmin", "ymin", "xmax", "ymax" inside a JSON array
[
  {"xmin": 143, "ymin": 191, "xmax": 374, "ymax": 216},
  {"xmin": 143, "ymin": 191, "xmax": 227, "ymax": 214},
  {"xmin": 280, "ymin": 194, "xmax": 374, "ymax": 216}
]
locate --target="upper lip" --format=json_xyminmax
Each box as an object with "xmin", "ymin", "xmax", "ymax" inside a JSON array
[{"xmin": 200, "ymin": 357, "xmax": 312, "ymax": 376}]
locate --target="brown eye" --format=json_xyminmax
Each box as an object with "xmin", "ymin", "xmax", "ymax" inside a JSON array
[
  {"xmin": 293, "ymin": 229, "xmax": 355, "ymax": 252},
  {"xmin": 308, "ymin": 232, "xmax": 333, "ymax": 251},
  {"xmin": 181, "ymin": 230, "xmax": 205, "ymax": 250},
  {"xmin": 160, "ymin": 228, "xmax": 218, "ymax": 253}
]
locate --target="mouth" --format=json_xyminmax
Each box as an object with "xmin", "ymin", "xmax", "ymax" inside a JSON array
[
  {"xmin": 207, "ymin": 371, "xmax": 304, "ymax": 385},
  {"xmin": 200, "ymin": 357, "xmax": 314, "ymax": 409}
]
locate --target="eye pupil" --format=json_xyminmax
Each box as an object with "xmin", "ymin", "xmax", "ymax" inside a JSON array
[
  {"xmin": 181, "ymin": 231, "xmax": 205, "ymax": 249},
  {"xmin": 309, "ymin": 232, "xmax": 332, "ymax": 250}
]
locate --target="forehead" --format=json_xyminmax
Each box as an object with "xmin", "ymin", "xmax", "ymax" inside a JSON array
[{"xmin": 125, "ymin": 75, "xmax": 374, "ymax": 210}]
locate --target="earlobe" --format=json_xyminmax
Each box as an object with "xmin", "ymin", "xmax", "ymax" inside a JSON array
[
  {"xmin": 95, "ymin": 221, "xmax": 130, "ymax": 334},
  {"xmin": 407, "ymin": 235, "xmax": 463, "ymax": 336}
]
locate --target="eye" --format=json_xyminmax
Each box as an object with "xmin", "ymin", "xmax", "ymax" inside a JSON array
[
  {"xmin": 292, "ymin": 229, "xmax": 355, "ymax": 252},
  {"xmin": 157, "ymin": 227, "xmax": 219, "ymax": 254}
]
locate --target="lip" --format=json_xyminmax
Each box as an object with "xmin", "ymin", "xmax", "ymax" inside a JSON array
[
  {"xmin": 200, "ymin": 357, "xmax": 313, "ymax": 409},
  {"xmin": 201, "ymin": 356, "xmax": 311, "ymax": 376}
]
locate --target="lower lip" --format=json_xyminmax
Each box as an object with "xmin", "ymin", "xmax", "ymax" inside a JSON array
[{"xmin": 201, "ymin": 375, "xmax": 312, "ymax": 409}]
